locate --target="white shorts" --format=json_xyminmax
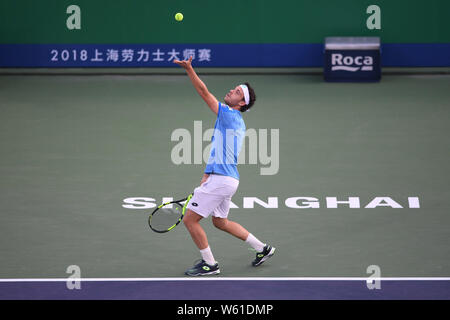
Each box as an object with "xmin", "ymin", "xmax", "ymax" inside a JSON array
[{"xmin": 186, "ymin": 174, "xmax": 239, "ymax": 219}]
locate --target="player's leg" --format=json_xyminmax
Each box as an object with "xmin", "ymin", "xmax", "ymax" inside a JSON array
[
  {"xmin": 211, "ymin": 216, "xmax": 249, "ymax": 241},
  {"xmin": 212, "ymin": 201, "xmax": 276, "ymax": 267},
  {"xmin": 211, "ymin": 215, "xmax": 266, "ymax": 251},
  {"xmin": 183, "ymin": 209, "xmax": 220, "ymax": 275},
  {"xmin": 183, "ymin": 178, "xmax": 226, "ymax": 276},
  {"xmin": 183, "ymin": 209, "xmax": 208, "ymax": 249}
]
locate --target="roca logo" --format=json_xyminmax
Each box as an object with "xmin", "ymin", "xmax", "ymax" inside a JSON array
[{"xmin": 331, "ymin": 53, "xmax": 374, "ymax": 72}]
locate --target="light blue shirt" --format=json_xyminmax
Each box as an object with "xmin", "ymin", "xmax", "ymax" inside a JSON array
[{"xmin": 204, "ymin": 102, "xmax": 246, "ymax": 180}]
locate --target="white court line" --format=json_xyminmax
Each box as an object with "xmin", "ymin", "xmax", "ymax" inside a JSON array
[{"xmin": 0, "ymin": 277, "xmax": 449, "ymax": 282}]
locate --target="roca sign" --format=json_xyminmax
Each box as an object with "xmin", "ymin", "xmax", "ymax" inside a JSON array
[
  {"xmin": 324, "ymin": 37, "xmax": 381, "ymax": 82},
  {"xmin": 331, "ymin": 53, "xmax": 374, "ymax": 72}
]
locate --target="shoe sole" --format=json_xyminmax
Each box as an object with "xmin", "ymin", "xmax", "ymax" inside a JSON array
[
  {"xmin": 185, "ymin": 269, "xmax": 221, "ymax": 276},
  {"xmin": 253, "ymin": 247, "xmax": 276, "ymax": 267}
]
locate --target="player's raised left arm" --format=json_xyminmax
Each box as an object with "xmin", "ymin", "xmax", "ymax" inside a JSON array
[{"xmin": 173, "ymin": 56, "xmax": 219, "ymax": 114}]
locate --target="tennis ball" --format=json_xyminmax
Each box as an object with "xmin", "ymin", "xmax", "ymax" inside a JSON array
[{"xmin": 175, "ymin": 12, "xmax": 183, "ymax": 21}]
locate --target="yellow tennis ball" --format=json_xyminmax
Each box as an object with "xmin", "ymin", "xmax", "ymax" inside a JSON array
[{"xmin": 175, "ymin": 13, "xmax": 183, "ymax": 21}]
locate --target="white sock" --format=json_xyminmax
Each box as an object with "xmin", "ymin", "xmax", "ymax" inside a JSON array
[
  {"xmin": 245, "ymin": 233, "xmax": 265, "ymax": 252},
  {"xmin": 200, "ymin": 246, "xmax": 216, "ymax": 265}
]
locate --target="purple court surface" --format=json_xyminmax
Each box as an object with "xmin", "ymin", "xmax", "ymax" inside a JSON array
[{"xmin": 0, "ymin": 278, "xmax": 449, "ymax": 300}]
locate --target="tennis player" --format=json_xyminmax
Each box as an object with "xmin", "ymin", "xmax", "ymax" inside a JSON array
[{"xmin": 173, "ymin": 56, "xmax": 275, "ymax": 276}]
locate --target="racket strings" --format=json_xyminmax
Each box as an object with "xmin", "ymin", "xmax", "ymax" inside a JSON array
[{"xmin": 150, "ymin": 204, "xmax": 184, "ymax": 231}]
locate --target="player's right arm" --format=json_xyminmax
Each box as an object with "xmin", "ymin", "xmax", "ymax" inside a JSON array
[{"xmin": 173, "ymin": 56, "xmax": 219, "ymax": 114}]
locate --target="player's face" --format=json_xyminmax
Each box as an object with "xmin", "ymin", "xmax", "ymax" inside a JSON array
[{"xmin": 224, "ymin": 86, "xmax": 245, "ymax": 107}]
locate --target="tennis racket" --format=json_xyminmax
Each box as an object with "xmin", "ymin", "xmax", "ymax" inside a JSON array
[{"xmin": 148, "ymin": 194, "xmax": 193, "ymax": 233}]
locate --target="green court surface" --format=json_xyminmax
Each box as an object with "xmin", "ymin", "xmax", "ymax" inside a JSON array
[{"xmin": 0, "ymin": 73, "xmax": 449, "ymax": 279}]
